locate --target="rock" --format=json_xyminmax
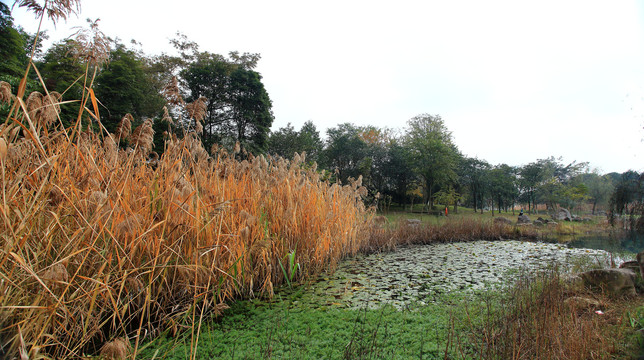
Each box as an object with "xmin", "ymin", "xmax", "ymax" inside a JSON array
[
  {"xmin": 403, "ymin": 219, "xmax": 421, "ymax": 227},
  {"xmin": 537, "ymin": 217, "xmax": 549, "ymax": 224},
  {"xmin": 493, "ymin": 217, "xmax": 513, "ymax": 225},
  {"xmin": 579, "ymin": 268, "xmax": 637, "ymax": 297},
  {"xmin": 553, "ymin": 208, "xmax": 572, "ymax": 221},
  {"xmin": 373, "ymin": 215, "xmax": 388, "ymax": 227},
  {"xmin": 564, "ymin": 296, "xmax": 602, "ymax": 312},
  {"xmin": 561, "ymin": 274, "xmax": 585, "ymax": 293},
  {"xmin": 619, "ymin": 260, "xmax": 640, "ymax": 276},
  {"xmin": 517, "ymin": 215, "xmax": 531, "ymax": 224},
  {"xmin": 533, "ymin": 219, "xmax": 544, "ymax": 226},
  {"xmin": 637, "ymin": 251, "xmax": 644, "ymax": 279}
]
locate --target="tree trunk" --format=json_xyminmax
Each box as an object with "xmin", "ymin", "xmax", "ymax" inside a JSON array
[{"xmin": 480, "ymin": 193, "xmax": 484, "ymax": 214}]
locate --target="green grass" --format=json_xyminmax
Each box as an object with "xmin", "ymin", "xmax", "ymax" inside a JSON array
[{"xmin": 137, "ymin": 291, "xmax": 478, "ymax": 359}]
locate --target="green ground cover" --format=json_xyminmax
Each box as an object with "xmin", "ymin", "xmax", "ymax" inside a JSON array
[{"xmin": 138, "ymin": 290, "xmax": 483, "ymax": 359}]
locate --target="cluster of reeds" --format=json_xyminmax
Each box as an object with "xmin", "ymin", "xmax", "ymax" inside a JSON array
[
  {"xmin": 0, "ymin": 82, "xmax": 371, "ymax": 358},
  {"xmin": 365, "ymin": 217, "xmax": 538, "ymax": 253},
  {"xmin": 458, "ymin": 269, "xmax": 627, "ymax": 360}
]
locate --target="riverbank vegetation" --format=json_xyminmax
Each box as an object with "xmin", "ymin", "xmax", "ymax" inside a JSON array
[
  {"xmin": 139, "ymin": 266, "xmax": 644, "ymax": 359},
  {"xmin": 1, "ymin": 1, "xmax": 643, "ymax": 358}
]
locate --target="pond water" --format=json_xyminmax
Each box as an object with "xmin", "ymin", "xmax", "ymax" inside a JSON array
[
  {"xmin": 281, "ymin": 240, "xmax": 611, "ymax": 310},
  {"xmin": 565, "ymin": 232, "xmax": 644, "ymax": 254}
]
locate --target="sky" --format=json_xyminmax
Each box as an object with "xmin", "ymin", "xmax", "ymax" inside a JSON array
[{"xmin": 9, "ymin": 0, "xmax": 644, "ymax": 174}]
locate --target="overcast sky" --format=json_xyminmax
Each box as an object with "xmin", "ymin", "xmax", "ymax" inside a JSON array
[{"xmin": 9, "ymin": 0, "xmax": 644, "ymax": 174}]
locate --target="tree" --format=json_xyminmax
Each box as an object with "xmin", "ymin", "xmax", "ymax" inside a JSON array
[
  {"xmin": 458, "ymin": 157, "xmax": 491, "ymax": 213},
  {"xmin": 609, "ymin": 170, "xmax": 643, "ymax": 216},
  {"xmin": 227, "ymin": 67, "xmax": 273, "ymax": 154},
  {"xmin": 536, "ymin": 157, "xmax": 588, "ymax": 212},
  {"xmin": 0, "ymin": 2, "xmax": 27, "ymax": 78},
  {"xmin": 180, "ymin": 51, "xmax": 273, "ymax": 154},
  {"xmin": 580, "ymin": 171, "xmax": 614, "ymax": 214},
  {"xmin": 519, "ymin": 160, "xmax": 548, "ymax": 214},
  {"xmin": 298, "ymin": 120, "xmax": 323, "ymax": 164},
  {"xmin": 37, "ymin": 40, "xmax": 86, "ymax": 125},
  {"xmin": 405, "ymin": 114, "xmax": 459, "ymax": 210},
  {"xmin": 488, "ymin": 164, "xmax": 518, "ymax": 215},
  {"xmin": 321, "ymin": 123, "xmax": 369, "ymax": 184},
  {"xmin": 381, "ymin": 139, "xmax": 416, "ymax": 206},
  {"xmin": 94, "ymin": 43, "xmax": 165, "ymax": 133},
  {"xmin": 268, "ymin": 120, "xmax": 323, "ymax": 163}
]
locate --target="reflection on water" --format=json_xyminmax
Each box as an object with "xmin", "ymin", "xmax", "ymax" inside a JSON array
[{"xmin": 565, "ymin": 232, "xmax": 644, "ymax": 254}]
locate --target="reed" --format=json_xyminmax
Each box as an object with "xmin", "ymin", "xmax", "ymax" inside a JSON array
[
  {"xmin": 365, "ymin": 216, "xmax": 538, "ymax": 253},
  {"xmin": 459, "ymin": 269, "xmax": 635, "ymax": 360},
  {"xmin": 0, "ymin": 88, "xmax": 371, "ymax": 358}
]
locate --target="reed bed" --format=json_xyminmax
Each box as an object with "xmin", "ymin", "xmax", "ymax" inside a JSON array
[
  {"xmin": 0, "ymin": 83, "xmax": 371, "ymax": 358},
  {"xmin": 461, "ymin": 269, "xmax": 629, "ymax": 360},
  {"xmin": 365, "ymin": 217, "xmax": 538, "ymax": 253}
]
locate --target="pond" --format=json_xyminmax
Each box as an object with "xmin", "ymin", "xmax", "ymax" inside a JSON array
[
  {"xmin": 565, "ymin": 231, "xmax": 644, "ymax": 254},
  {"xmin": 281, "ymin": 240, "xmax": 611, "ymax": 310}
]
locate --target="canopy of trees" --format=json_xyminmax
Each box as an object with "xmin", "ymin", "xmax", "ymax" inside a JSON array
[{"xmin": 2, "ymin": 5, "xmax": 637, "ymax": 217}]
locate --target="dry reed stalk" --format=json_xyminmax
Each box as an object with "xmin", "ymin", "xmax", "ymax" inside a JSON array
[
  {"xmin": 161, "ymin": 106, "xmax": 173, "ymax": 125},
  {"xmin": 0, "ymin": 81, "xmax": 12, "ymax": 104},
  {"xmin": 99, "ymin": 337, "xmax": 131, "ymax": 359},
  {"xmin": 70, "ymin": 18, "xmax": 111, "ymax": 67},
  {"xmin": 0, "ymin": 123, "xmax": 371, "ymax": 359},
  {"xmin": 0, "ymin": 138, "xmax": 7, "ymax": 162},
  {"xmin": 129, "ymin": 119, "xmax": 154, "ymax": 155},
  {"xmin": 15, "ymin": 0, "xmax": 81, "ymax": 25},
  {"xmin": 185, "ymin": 96, "xmax": 207, "ymax": 122},
  {"xmin": 161, "ymin": 76, "xmax": 183, "ymax": 106},
  {"xmin": 116, "ymin": 114, "xmax": 132, "ymax": 141}
]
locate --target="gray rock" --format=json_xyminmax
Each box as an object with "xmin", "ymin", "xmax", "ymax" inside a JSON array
[
  {"xmin": 493, "ymin": 216, "xmax": 513, "ymax": 225},
  {"xmin": 564, "ymin": 296, "xmax": 602, "ymax": 311},
  {"xmin": 517, "ymin": 215, "xmax": 531, "ymax": 224},
  {"xmin": 637, "ymin": 251, "xmax": 644, "ymax": 281},
  {"xmin": 619, "ymin": 260, "xmax": 640, "ymax": 275},
  {"xmin": 553, "ymin": 208, "xmax": 572, "ymax": 221},
  {"xmin": 403, "ymin": 219, "xmax": 422, "ymax": 227},
  {"xmin": 579, "ymin": 268, "xmax": 637, "ymax": 297},
  {"xmin": 533, "ymin": 219, "xmax": 544, "ymax": 226},
  {"xmin": 561, "ymin": 274, "xmax": 585, "ymax": 293}
]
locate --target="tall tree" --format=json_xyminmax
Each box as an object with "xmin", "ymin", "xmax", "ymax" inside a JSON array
[
  {"xmin": 268, "ymin": 120, "xmax": 323, "ymax": 163},
  {"xmin": 458, "ymin": 157, "xmax": 491, "ymax": 213},
  {"xmin": 405, "ymin": 114, "xmax": 459, "ymax": 210},
  {"xmin": 321, "ymin": 123, "xmax": 369, "ymax": 184},
  {"xmin": 488, "ymin": 164, "xmax": 518, "ymax": 215},
  {"xmin": 0, "ymin": 2, "xmax": 27, "ymax": 78},
  {"xmin": 580, "ymin": 171, "xmax": 614, "ymax": 214},
  {"xmin": 94, "ymin": 43, "xmax": 165, "ymax": 133},
  {"xmin": 181, "ymin": 51, "xmax": 273, "ymax": 153},
  {"xmin": 519, "ymin": 161, "xmax": 548, "ymax": 214}
]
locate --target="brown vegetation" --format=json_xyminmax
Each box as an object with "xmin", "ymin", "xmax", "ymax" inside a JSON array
[
  {"xmin": 459, "ymin": 270, "xmax": 641, "ymax": 360},
  {"xmin": 0, "ymin": 83, "xmax": 371, "ymax": 358}
]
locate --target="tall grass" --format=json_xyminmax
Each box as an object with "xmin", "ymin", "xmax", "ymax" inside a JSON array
[
  {"xmin": 457, "ymin": 269, "xmax": 634, "ymax": 360},
  {"xmin": 365, "ymin": 217, "xmax": 538, "ymax": 253},
  {"xmin": 0, "ymin": 87, "xmax": 371, "ymax": 358}
]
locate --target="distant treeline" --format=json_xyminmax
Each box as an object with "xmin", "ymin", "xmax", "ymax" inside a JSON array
[{"xmin": 1, "ymin": 3, "xmax": 641, "ymax": 216}]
